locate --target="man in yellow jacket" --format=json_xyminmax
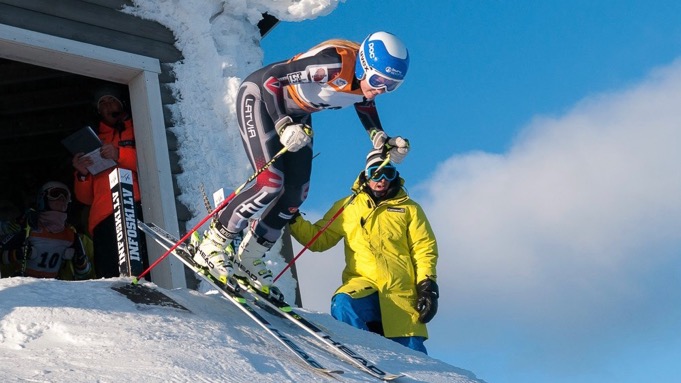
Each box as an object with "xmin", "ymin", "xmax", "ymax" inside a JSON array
[{"xmin": 289, "ymin": 149, "xmax": 439, "ymax": 354}]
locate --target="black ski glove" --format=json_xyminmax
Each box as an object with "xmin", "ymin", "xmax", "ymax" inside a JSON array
[
  {"xmin": 72, "ymin": 250, "xmax": 89, "ymax": 269},
  {"xmin": 25, "ymin": 209, "xmax": 40, "ymax": 230},
  {"xmin": 416, "ymin": 279, "xmax": 439, "ymax": 324}
]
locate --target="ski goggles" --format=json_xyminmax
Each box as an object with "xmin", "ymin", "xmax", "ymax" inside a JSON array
[
  {"xmin": 365, "ymin": 69, "xmax": 403, "ymax": 92},
  {"xmin": 46, "ymin": 187, "xmax": 70, "ymax": 201},
  {"xmin": 366, "ymin": 165, "xmax": 398, "ymax": 182}
]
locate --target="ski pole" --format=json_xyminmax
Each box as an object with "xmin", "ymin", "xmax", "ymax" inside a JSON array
[
  {"xmin": 273, "ymin": 155, "xmax": 391, "ymax": 283},
  {"xmin": 133, "ymin": 146, "xmax": 289, "ymax": 284}
]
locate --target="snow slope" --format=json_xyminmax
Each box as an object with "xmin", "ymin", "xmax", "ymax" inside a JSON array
[{"xmin": 0, "ymin": 277, "xmax": 482, "ymax": 382}]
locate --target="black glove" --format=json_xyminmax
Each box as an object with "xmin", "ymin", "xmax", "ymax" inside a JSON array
[
  {"xmin": 416, "ymin": 279, "xmax": 439, "ymax": 323},
  {"xmin": 25, "ymin": 209, "xmax": 40, "ymax": 230},
  {"xmin": 73, "ymin": 250, "xmax": 89, "ymax": 268}
]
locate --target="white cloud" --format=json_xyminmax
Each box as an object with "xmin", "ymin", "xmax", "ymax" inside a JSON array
[
  {"xmin": 415, "ymin": 58, "xmax": 681, "ymax": 369},
  {"xmin": 293, "ymin": 59, "xmax": 681, "ymax": 376}
]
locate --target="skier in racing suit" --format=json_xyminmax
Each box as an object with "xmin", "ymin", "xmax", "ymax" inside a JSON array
[{"xmin": 192, "ymin": 31, "xmax": 412, "ymax": 300}]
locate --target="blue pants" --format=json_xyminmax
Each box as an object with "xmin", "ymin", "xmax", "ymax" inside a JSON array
[{"xmin": 330, "ymin": 293, "xmax": 427, "ymax": 354}]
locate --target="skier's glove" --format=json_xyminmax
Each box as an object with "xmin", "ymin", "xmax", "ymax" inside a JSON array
[
  {"xmin": 277, "ymin": 121, "xmax": 312, "ymax": 152},
  {"xmin": 416, "ymin": 279, "xmax": 439, "ymax": 323},
  {"xmin": 387, "ymin": 136, "xmax": 410, "ymax": 164},
  {"xmin": 369, "ymin": 129, "xmax": 388, "ymax": 150},
  {"xmin": 25, "ymin": 209, "xmax": 40, "ymax": 230}
]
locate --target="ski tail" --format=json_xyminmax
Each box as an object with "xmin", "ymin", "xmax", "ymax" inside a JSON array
[{"xmin": 138, "ymin": 221, "xmax": 342, "ymax": 377}]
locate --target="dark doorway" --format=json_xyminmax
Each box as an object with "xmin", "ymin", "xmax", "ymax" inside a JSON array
[{"xmin": 0, "ymin": 58, "xmax": 128, "ymax": 231}]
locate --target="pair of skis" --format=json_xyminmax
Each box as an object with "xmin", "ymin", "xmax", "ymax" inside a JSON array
[{"xmin": 138, "ymin": 221, "xmax": 402, "ymax": 381}]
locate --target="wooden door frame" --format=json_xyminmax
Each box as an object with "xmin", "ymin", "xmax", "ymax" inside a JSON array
[{"xmin": 0, "ymin": 23, "xmax": 185, "ymax": 288}]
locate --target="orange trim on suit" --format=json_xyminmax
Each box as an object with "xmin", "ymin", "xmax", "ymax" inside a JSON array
[{"xmin": 285, "ymin": 45, "xmax": 363, "ymax": 112}]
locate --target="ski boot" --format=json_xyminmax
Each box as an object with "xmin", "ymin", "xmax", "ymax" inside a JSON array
[
  {"xmin": 190, "ymin": 225, "xmax": 235, "ymax": 284},
  {"xmin": 232, "ymin": 229, "xmax": 284, "ymax": 302}
]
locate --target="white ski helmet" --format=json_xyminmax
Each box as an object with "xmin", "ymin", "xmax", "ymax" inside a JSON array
[
  {"xmin": 355, "ymin": 31, "xmax": 409, "ymax": 92},
  {"xmin": 37, "ymin": 181, "xmax": 71, "ymax": 211}
]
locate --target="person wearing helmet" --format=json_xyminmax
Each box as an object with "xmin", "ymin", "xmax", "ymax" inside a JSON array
[
  {"xmin": 0, "ymin": 181, "xmax": 93, "ymax": 279},
  {"xmin": 191, "ymin": 31, "xmax": 412, "ymax": 300}
]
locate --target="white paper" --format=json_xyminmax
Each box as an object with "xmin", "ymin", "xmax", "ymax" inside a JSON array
[{"xmin": 83, "ymin": 148, "xmax": 117, "ymax": 175}]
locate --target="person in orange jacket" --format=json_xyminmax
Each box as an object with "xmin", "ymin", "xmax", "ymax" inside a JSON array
[{"xmin": 71, "ymin": 92, "xmax": 148, "ymax": 278}]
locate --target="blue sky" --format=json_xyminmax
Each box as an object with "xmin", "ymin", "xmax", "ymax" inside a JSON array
[
  {"xmin": 263, "ymin": 0, "xmax": 681, "ymax": 210},
  {"xmin": 260, "ymin": 1, "xmax": 681, "ymax": 383}
]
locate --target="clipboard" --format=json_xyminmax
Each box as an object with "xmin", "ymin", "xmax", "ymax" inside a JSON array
[{"xmin": 61, "ymin": 126, "xmax": 117, "ymax": 175}]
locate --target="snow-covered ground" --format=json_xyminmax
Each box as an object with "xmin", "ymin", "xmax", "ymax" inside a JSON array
[{"xmin": 0, "ymin": 277, "xmax": 481, "ymax": 382}]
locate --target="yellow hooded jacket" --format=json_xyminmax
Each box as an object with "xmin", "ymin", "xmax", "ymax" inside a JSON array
[{"xmin": 290, "ymin": 175, "xmax": 438, "ymax": 338}]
